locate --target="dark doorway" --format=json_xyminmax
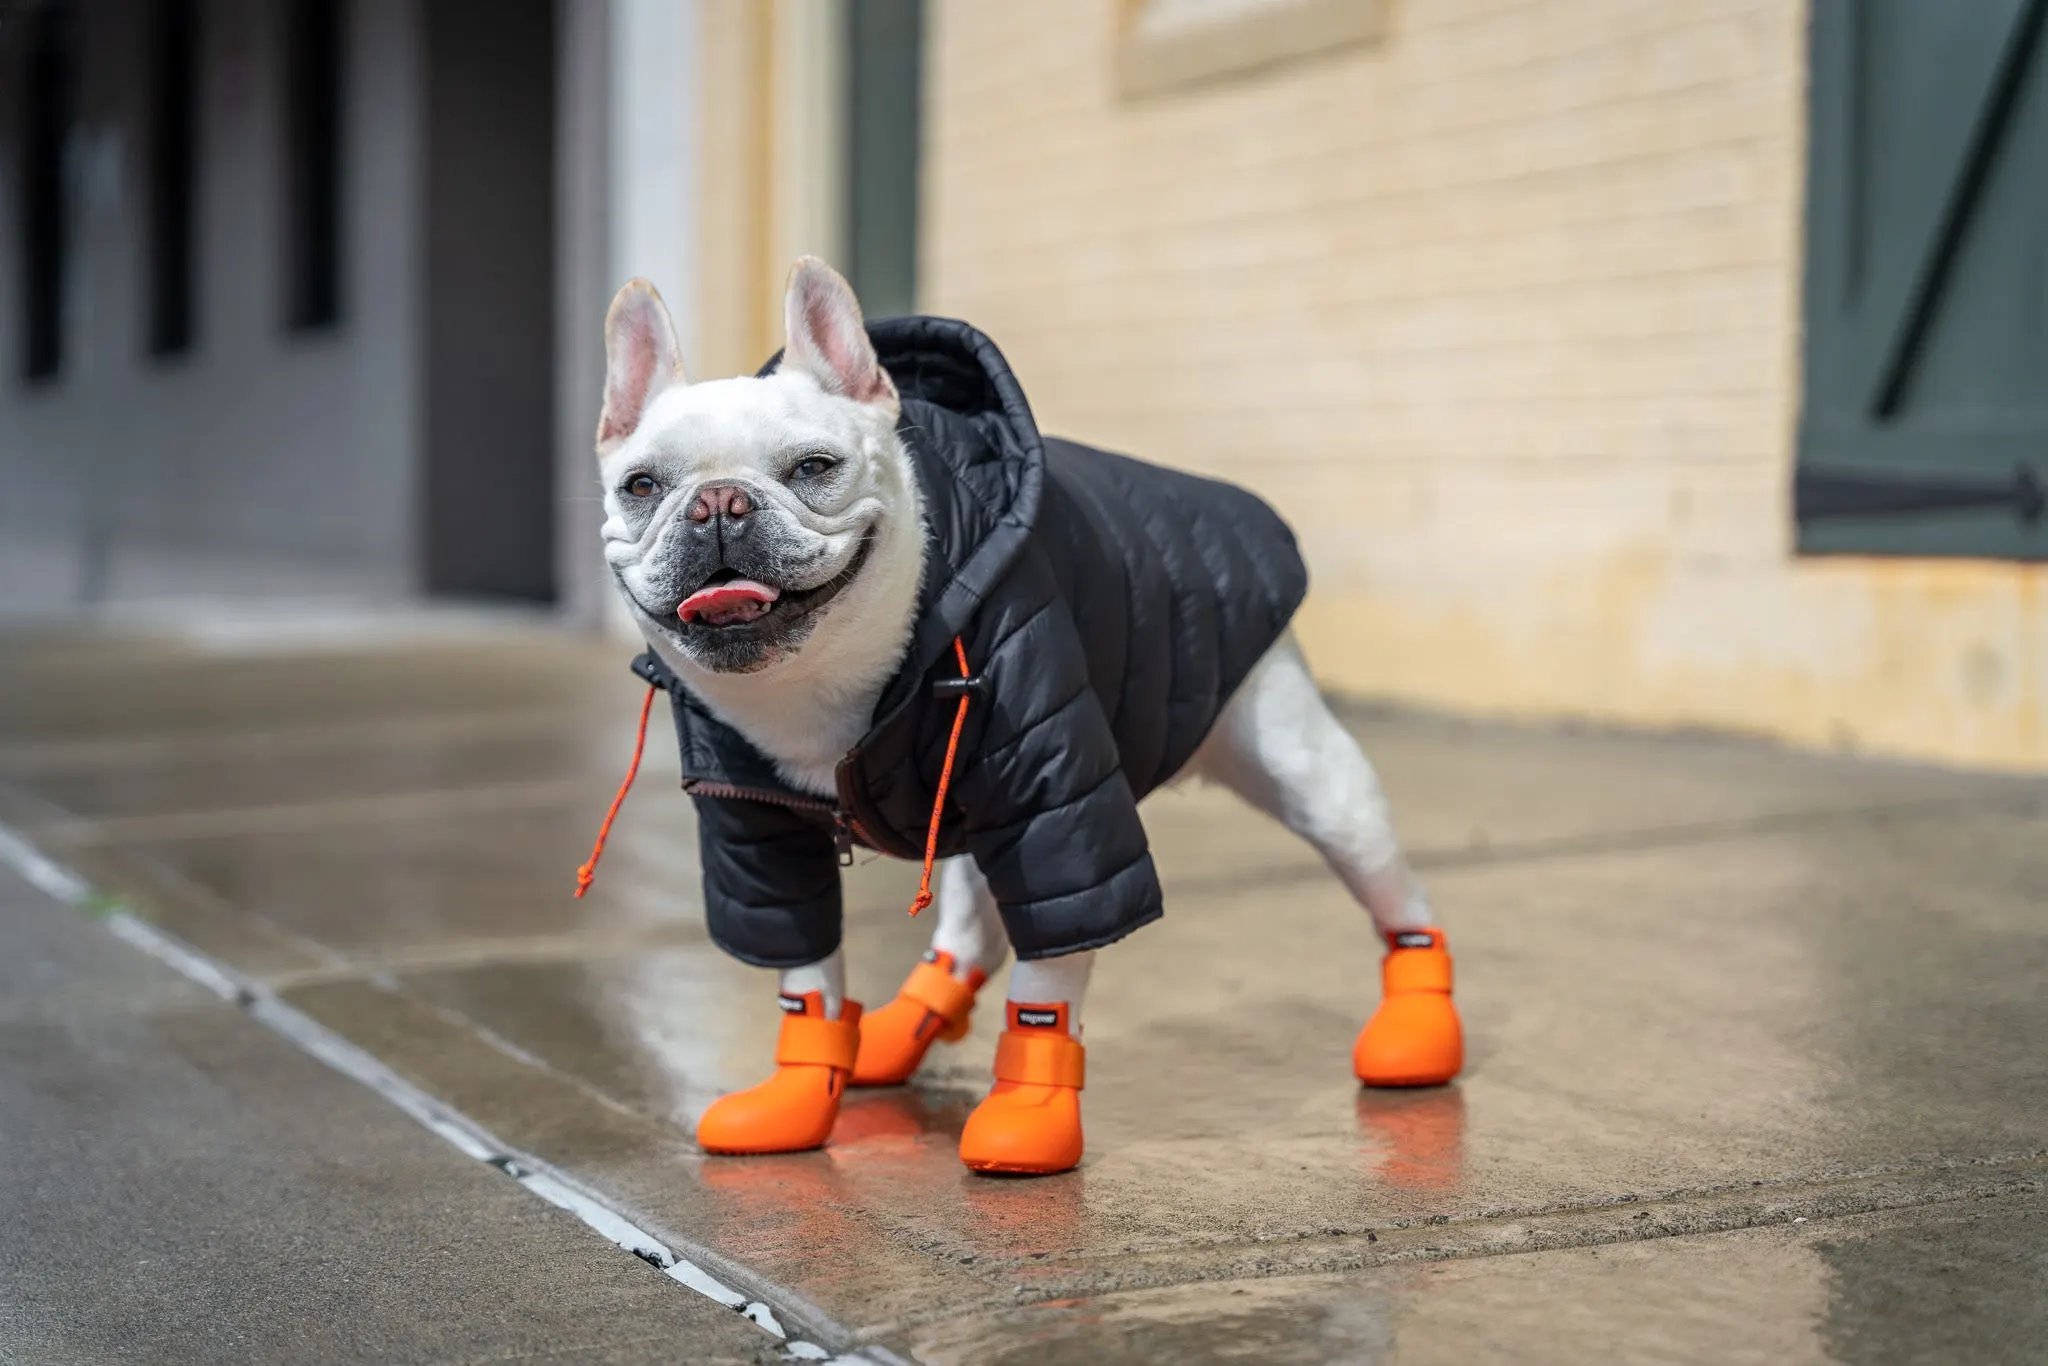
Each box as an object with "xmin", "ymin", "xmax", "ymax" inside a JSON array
[
  {"xmin": 419, "ymin": 0, "xmax": 557, "ymax": 602},
  {"xmin": 146, "ymin": 0, "xmax": 201, "ymax": 357},
  {"xmin": 19, "ymin": 0, "xmax": 74, "ymax": 382},
  {"xmin": 282, "ymin": 0, "xmax": 343, "ymax": 331}
]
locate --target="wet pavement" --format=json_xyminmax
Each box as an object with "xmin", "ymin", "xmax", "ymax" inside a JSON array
[
  {"xmin": 1, "ymin": 621, "xmax": 2043, "ymax": 1363},
  {"xmin": 0, "ymin": 864, "xmax": 782, "ymax": 1365}
]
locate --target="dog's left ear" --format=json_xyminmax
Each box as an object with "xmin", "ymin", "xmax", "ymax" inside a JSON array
[
  {"xmin": 781, "ymin": 256, "xmax": 899, "ymax": 415},
  {"xmin": 597, "ymin": 279, "xmax": 685, "ymax": 456}
]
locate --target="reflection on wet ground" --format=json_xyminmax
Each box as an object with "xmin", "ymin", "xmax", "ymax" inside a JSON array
[
  {"xmin": 910, "ymin": 1192, "xmax": 2048, "ymax": 1366},
  {"xmin": 2, "ymin": 626, "xmax": 2043, "ymax": 1362}
]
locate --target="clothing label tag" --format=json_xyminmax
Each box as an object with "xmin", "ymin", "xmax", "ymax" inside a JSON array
[
  {"xmin": 1016, "ymin": 1007, "xmax": 1061, "ymax": 1028},
  {"xmin": 1392, "ymin": 931, "xmax": 1437, "ymax": 950},
  {"xmin": 777, "ymin": 993, "xmax": 808, "ymax": 1014}
]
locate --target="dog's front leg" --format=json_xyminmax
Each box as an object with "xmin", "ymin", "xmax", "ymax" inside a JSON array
[
  {"xmin": 955, "ymin": 946, "xmax": 1092, "ymax": 1174},
  {"xmin": 695, "ymin": 946, "xmax": 861, "ymax": 1157},
  {"xmin": 851, "ymin": 856, "xmax": 1006, "ymax": 1086},
  {"xmin": 848, "ymin": 857, "xmax": 1091, "ymax": 1174},
  {"xmin": 777, "ymin": 949, "xmax": 848, "ymax": 1019}
]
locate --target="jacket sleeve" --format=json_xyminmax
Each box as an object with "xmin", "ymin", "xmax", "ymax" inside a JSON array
[
  {"xmin": 952, "ymin": 566, "xmax": 1163, "ymax": 960},
  {"xmin": 692, "ymin": 795, "xmax": 843, "ymax": 968}
]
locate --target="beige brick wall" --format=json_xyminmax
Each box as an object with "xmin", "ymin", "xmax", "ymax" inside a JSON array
[{"xmin": 920, "ymin": 0, "xmax": 2048, "ymax": 770}]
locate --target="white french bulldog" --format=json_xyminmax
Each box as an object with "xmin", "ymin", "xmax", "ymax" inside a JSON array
[
  {"xmin": 598, "ymin": 264, "xmax": 926, "ymax": 796},
  {"xmin": 592, "ymin": 257, "xmax": 1460, "ymax": 1172}
]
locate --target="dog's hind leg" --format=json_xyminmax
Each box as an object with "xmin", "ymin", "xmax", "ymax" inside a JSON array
[
  {"xmin": 1187, "ymin": 631, "xmax": 1429, "ymax": 932},
  {"xmin": 1188, "ymin": 631, "xmax": 1463, "ymax": 1087},
  {"xmin": 850, "ymin": 856, "xmax": 1005, "ymax": 1086}
]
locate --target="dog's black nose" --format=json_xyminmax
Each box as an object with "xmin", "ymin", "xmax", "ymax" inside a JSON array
[{"xmin": 688, "ymin": 483, "xmax": 752, "ymax": 522}]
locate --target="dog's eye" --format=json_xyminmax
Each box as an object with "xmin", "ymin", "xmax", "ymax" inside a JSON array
[
  {"xmin": 790, "ymin": 456, "xmax": 836, "ymax": 481},
  {"xmin": 623, "ymin": 474, "xmax": 662, "ymax": 499}
]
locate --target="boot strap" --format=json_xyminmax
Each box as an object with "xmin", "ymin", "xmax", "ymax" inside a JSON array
[
  {"xmin": 776, "ymin": 1013, "xmax": 861, "ymax": 1071},
  {"xmin": 1384, "ymin": 947, "xmax": 1453, "ymax": 994},
  {"xmin": 993, "ymin": 1030, "xmax": 1086, "ymax": 1089},
  {"xmin": 899, "ymin": 960, "xmax": 978, "ymax": 1021}
]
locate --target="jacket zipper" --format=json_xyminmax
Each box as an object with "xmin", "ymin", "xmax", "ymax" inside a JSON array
[
  {"xmin": 682, "ymin": 778, "xmax": 877, "ymax": 868},
  {"xmin": 834, "ymin": 747, "xmax": 922, "ymax": 861}
]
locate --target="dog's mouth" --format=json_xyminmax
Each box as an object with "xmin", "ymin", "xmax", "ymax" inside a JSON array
[
  {"xmin": 663, "ymin": 537, "xmax": 873, "ymax": 636},
  {"xmin": 677, "ymin": 570, "xmax": 781, "ymax": 626}
]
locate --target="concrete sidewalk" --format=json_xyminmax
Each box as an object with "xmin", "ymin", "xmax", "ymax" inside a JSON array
[
  {"xmin": 0, "ymin": 863, "xmax": 784, "ymax": 1365},
  {"xmin": 1, "ymin": 623, "xmax": 2043, "ymax": 1363}
]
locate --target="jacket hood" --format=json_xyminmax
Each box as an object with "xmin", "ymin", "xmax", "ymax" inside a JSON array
[
  {"xmin": 653, "ymin": 323, "xmax": 1307, "ymax": 967},
  {"xmin": 765, "ymin": 315, "xmax": 1047, "ymax": 715}
]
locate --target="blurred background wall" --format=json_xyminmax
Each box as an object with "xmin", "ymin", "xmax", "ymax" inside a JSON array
[
  {"xmin": 3, "ymin": 0, "xmax": 2045, "ymax": 770},
  {"xmin": 0, "ymin": 0, "xmax": 432, "ymax": 608}
]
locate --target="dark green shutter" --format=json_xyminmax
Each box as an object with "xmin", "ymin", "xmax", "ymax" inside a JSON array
[
  {"xmin": 1798, "ymin": 0, "xmax": 2048, "ymax": 558},
  {"xmin": 844, "ymin": 0, "xmax": 923, "ymax": 320}
]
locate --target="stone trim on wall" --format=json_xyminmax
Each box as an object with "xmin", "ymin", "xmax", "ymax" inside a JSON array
[{"xmin": 1114, "ymin": 0, "xmax": 1388, "ymax": 98}]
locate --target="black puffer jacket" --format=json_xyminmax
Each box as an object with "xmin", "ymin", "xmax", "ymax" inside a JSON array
[{"xmin": 632, "ymin": 317, "xmax": 1307, "ymax": 967}]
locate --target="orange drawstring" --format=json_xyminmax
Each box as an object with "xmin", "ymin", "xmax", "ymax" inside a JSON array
[
  {"xmin": 577, "ymin": 642, "xmax": 973, "ymax": 909},
  {"xmin": 910, "ymin": 637, "xmax": 974, "ymax": 916},
  {"xmin": 574, "ymin": 682, "xmax": 657, "ymax": 898}
]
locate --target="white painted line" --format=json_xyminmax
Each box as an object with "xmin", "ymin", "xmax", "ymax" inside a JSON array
[
  {"xmin": 106, "ymin": 912, "xmax": 246, "ymax": 1004},
  {"xmin": 0, "ymin": 821, "xmax": 93, "ymax": 905},
  {"xmin": 518, "ymin": 1167, "xmax": 687, "ymax": 1271},
  {"xmin": 245, "ymin": 989, "xmax": 505, "ymax": 1165},
  {"xmin": 0, "ymin": 820, "xmax": 877, "ymax": 1363}
]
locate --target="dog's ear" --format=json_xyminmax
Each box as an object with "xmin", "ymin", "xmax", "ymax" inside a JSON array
[
  {"xmin": 781, "ymin": 256, "xmax": 898, "ymax": 414},
  {"xmin": 597, "ymin": 280, "xmax": 684, "ymax": 455}
]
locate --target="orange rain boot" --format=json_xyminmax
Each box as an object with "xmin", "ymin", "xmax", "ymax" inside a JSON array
[
  {"xmin": 1353, "ymin": 927, "xmax": 1463, "ymax": 1087},
  {"xmin": 853, "ymin": 951, "xmax": 989, "ymax": 1086},
  {"xmin": 958, "ymin": 1003, "xmax": 1085, "ymax": 1175},
  {"xmin": 696, "ymin": 992, "xmax": 863, "ymax": 1155}
]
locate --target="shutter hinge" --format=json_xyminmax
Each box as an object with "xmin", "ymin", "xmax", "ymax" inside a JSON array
[{"xmin": 1796, "ymin": 463, "xmax": 2044, "ymax": 524}]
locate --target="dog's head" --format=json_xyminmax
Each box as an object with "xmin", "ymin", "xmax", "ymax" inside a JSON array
[{"xmin": 595, "ymin": 258, "xmax": 920, "ymax": 677}]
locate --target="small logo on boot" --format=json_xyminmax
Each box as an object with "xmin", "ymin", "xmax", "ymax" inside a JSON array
[
  {"xmin": 777, "ymin": 993, "xmax": 808, "ymax": 1014},
  {"xmin": 1392, "ymin": 931, "xmax": 1437, "ymax": 950},
  {"xmin": 1015, "ymin": 1008, "xmax": 1061, "ymax": 1029}
]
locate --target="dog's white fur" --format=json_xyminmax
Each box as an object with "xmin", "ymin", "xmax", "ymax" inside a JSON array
[
  {"xmin": 786, "ymin": 630, "xmax": 1432, "ymax": 1025},
  {"xmin": 595, "ymin": 263, "xmax": 925, "ymax": 794},
  {"xmin": 597, "ymin": 259, "xmax": 1430, "ymax": 1016}
]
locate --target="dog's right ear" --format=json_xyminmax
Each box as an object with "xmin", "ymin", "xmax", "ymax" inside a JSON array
[
  {"xmin": 596, "ymin": 280, "xmax": 684, "ymax": 456},
  {"xmin": 781, "ymin": 256, "xmax": 898, "ymax": 414}
]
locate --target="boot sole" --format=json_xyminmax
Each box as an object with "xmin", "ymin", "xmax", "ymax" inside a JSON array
[
  {"xmin": 961, "ymin": 1158, "xmax": 1077, "ymax": 1176},
  {"xmin": 698, "ymin": 1139, "xmax": 829, "ymax": 1155},
  {"xmin": 1356, "ymin": 1073, "xmax": 1458, "ymax": 1088},
  {"xmin": 847, "ymin": 1072, "xmax": 915, "ymax": 1088}
]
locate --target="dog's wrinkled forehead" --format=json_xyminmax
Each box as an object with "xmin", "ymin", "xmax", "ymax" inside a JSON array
[{"xmin": 603, "ymin": 371, "xmax": 878, "ymax": 487}]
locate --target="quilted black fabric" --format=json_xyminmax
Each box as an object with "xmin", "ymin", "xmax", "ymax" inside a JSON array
[{"xmin": 632, "ymin": 316, "xmax": 1307, "ymax": 966}]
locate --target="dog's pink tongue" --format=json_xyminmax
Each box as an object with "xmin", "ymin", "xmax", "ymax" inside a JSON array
[{"xmin": 678, "ymin": 579, "xmax": 781, "ymax": 625}]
